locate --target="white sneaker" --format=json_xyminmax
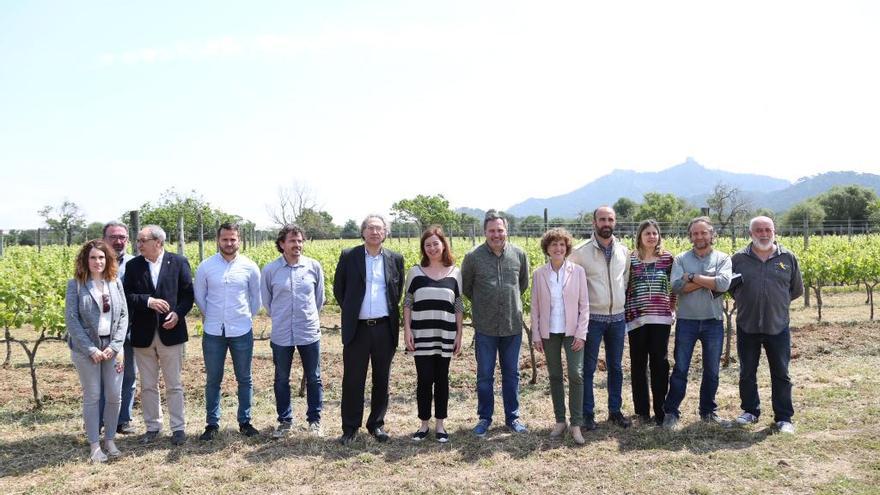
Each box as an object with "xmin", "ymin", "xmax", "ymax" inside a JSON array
[
  {"xmin": 735, "ymin": 412, "xmax": 759, "ymax": 425},
  {"xmin": 308, "ymin": 421, "xmax": 324, "ymax": 437},
  {"xmin": 776, "ymin": 421, "xmax": 795, "ymax": 434}
]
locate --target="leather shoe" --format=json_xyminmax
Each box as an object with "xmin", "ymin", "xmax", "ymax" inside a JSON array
[
  {"xmin": 140, "ymin": 430, "xmax": 160, "ymax": 445},
  {"xmin": 338, "ymin": 432, "xmax": 357, "ymax": 446},
  {"xmin": 369, "ymin": 427, "xmax": 389, "ymax": 443},
  {"xmin": 170, "ymin": 430, "xmax": 186, "ymax": 446}
]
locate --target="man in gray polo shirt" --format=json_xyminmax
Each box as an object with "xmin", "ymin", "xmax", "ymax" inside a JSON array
[
  {"xmin": 663, "ymin": 216, "xmax": 732, "ymax": 429},
  {"xmin": 730, "ymin": 216, "xmax": 803, "ymax": 434}
]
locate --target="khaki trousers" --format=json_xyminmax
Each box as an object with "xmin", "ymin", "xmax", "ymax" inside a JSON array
[{"xmin": 134, "ymin": 330, "xmax": 186, "ymax": 432}]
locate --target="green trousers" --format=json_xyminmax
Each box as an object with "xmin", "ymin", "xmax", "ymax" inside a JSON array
[{"xmin": 544, "ymin": 333, "xmax": 585, "ymax": 426}]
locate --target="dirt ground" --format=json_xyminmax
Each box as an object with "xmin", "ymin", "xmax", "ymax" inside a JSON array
[{"xmin": 1, "ymin": 291, "xmax": 878, "ymax": 494}]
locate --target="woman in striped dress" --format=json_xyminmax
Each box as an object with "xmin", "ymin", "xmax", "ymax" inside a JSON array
[
  {"xmin": 403, "ymin": 226, "xmax": 463, "ymax": 443},
  {"xmin": 625, "ymin": 219, "xmax": 676, "ymax": 426}
]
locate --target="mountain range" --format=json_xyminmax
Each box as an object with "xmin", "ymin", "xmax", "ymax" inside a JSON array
[{"xmin": 491, "ymin": 158, "xmax": 880, "ymax": 218}]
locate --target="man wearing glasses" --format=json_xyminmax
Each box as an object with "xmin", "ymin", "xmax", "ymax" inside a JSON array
[
  {"xmin": 101, "ymin": 222, "xmax": 137, "ymax": 434},
  {"xmin": 333, "ymin": 214, "xmax": 405, "ymax": 445},
  {"xmin": 123, "ymin": 225, "xmax": 194, "ymax": 446}
]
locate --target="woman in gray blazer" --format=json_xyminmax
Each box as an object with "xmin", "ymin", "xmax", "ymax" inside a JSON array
[{"xmin": 65, "ymin": 239, "xmax": 128, "ymax": 462}]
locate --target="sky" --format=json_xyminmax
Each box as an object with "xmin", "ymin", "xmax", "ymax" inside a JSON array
[{"xmin": 2, "ymin": 0, "xmax": 879, "ymax": 230}]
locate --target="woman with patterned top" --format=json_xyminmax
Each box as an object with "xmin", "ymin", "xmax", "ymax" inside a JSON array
[
  {"xmin": 625, "ymin": 219, "xmax": 676, "ymax": 426},
  {"xmin": 403, "ymin": 226, "xmax": 464, "ymax": 443}
]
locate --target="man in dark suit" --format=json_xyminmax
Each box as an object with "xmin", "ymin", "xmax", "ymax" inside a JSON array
[
  {"xmin": 123, "ymin": 225, "xmax": 194, "ymax": 446},
  {"xmin": 333, "ymin": 214, "xmax": 404, "ymax": 445}
]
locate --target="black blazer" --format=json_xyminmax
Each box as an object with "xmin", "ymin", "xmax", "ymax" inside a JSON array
[
  {"xmin": 333, "ymin": 244, "xmax": 405, "ymax": 348},
  {"xmin": 123, "ymin": 251, "xmax": 194, "ymax": 348}
]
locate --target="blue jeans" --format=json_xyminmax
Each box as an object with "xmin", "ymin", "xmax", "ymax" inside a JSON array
[
  {"xmin": 475, "ymin": 331, "xmax": 521, "ymax": 425},
  {"xmin": 582, "ymin": 319, "xmax": 626, "ymax": 418},
  {"xmin": 203, "ymin": 329, "xmax": 254, "ymax": 426},
  {"xmin": 119, "ymin": 338, "xmax": 137, "ymax": 423},
  {"xmin": 737, "ymin": 327, "xmax": 794, "ymax": 423},
  {"xmin": 271, "ymin": 340, "xmax": 323, "ymax": 424},
  {"xmin": 664, "ymin": 319, "xmax": 723, "ymax": 418}
]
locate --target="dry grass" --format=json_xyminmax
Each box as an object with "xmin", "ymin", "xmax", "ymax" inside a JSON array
[{"xmin": 1, "ymin": 292, "xmax": 879, "ymax": 494}]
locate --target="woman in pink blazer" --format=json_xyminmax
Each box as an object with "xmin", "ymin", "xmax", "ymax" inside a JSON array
[{"xmin": 530, "ymin": 228, "xmax": 590, "ymax": 444}]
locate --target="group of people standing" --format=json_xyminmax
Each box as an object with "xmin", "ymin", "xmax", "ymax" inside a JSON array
[{"xmin": 63, "ymin": 206, "xmax": 802, "ymax": 462}]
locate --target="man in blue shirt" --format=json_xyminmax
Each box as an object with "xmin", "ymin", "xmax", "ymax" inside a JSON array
[
  {"xmin": 262, "ymin": 224, "xmax": 326, "ymax": 438},
  {"xmin": 194, "ymin": 222, "xmax": 262, "ymax": 440}
]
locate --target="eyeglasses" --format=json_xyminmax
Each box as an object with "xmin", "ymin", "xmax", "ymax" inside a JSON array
[
  {"xmin": 136, "ymin": 237, "xmax": 155, "ymax": 244},
  {"xmin": 107, "ymin": 235, "xmax": 128, "ymax": 241},
  {"xmin": 101, "ymin": 293, "xmax": 110, "ymax": 313}
]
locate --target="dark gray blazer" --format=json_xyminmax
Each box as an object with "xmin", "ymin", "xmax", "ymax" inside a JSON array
[{"xmin": 64, "ymin": 278, "xmax": 128, "ymax": 358}]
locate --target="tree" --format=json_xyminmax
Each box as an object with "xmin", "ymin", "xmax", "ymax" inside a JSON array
[
  {"xmin": 818, "ymin": 185, "xmax": 878, "ymax": 221},
  {"xmin": 613, "ymin": 197, "xmax": 639, "ymax": 220},
  {"xmin": 38, "ymin": 200, "xmax": 86, "ymax": 246},
  {"xmin": 297, "ymin": 208, "xmax": 340, "ymax": 239},
  {"xmin": 518, "ymin": 215, "xmax": 545, "ymax": 236},
  {"xmin": 390, "ymin": 194, "xmax": 459, "ymax": 231},
  {"xmin": 868, "ymin": 200, "xmax": 880, "ymax": 224},
  {"xmin": 782, "ymin": 200, "xmax": 826, "ymax": 228},
  {"xmin": 341, "ymin": 219, "xmax": 360, "ymax": 239},
  {"xmin": 267, "ymin": 181, "xmax": 318, "ymax": 226},
  {"xmin": 706, "ymin": 183, "xmax": 751, "ymax": 236},
  {"xmin": 135, "ymin": 189, "xmax": 240, "ymax": 242},
  {"xmin": 634, "ymin": 193, "xmax": 696, "ymax": 225}
]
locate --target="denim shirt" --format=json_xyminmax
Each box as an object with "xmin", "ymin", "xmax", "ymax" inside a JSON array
[{"xmin": 261, "ymin": 255, "xmax": 325, "ymax": 346}]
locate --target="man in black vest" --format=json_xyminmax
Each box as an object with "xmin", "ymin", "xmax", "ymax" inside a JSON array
[{"xmin": 333, "ymin": 214, "xmax": 404, "ymax": 445}]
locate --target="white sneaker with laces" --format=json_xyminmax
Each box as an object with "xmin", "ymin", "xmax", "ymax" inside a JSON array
[
  {"xmin": 776, "ymin": 421, "xmax": 795, "ymax": 434},
  {"xmin": 735, "ymin": 412, "xmax": 759, "ymax": 425}
]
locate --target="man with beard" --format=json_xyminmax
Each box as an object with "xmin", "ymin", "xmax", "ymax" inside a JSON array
[
  {"xmin": 662, "ymin": 216, "xmax": 732, "ymax": 430},
  {"xmin": 262, "ymin": 224, "xmax": 326, "ymax": 438},
  {"xmin": 462, "ymin": 210, "xmax": 530, "ymax": 436},
  {"xmin": 194, "ymin": 222, "xmax": 262, "ymax": 440},
  {"xmin": 569, "ymin": 206, "xmax": 631, "ymax": 430},
  {"xmin": 729, "ymin": 216, "xmax": 803, "ymax": 434},
  {"xmin": 101, "ymin": 222, "xmax": 137, "ymax": 434}
]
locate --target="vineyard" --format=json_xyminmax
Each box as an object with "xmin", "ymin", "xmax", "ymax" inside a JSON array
[{"xmin": 3, "ymin": 233, "xmax": 878, "ymax": 338}]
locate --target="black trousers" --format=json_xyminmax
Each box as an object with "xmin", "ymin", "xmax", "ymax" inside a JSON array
[
  {"xmin": 341, "ymin": 319, "xmax": 395, "ymax": 434},
  {"xmin": 414, "ymin": 355, "xmax": 451, "ymax": 420},
  {"xmin": 628, "ymin": 324, "xmax": 671, "ymax": 420}
]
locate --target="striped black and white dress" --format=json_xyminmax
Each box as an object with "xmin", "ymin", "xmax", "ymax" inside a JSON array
[{"xmin": 403, "ymin": 266, "xmax": 464, "ymax": 358}]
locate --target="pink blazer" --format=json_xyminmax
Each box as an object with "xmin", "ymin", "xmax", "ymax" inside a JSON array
[{"xmin": 530, "ymin": 261, "xmax": 590, "ymax": 342}]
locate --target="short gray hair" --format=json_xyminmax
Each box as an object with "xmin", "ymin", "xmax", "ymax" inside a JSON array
[
  {"xmin": 102, "ymin": 221, "xmax": 129, "ymax": 237},
  {"xmin": 749, "ymin": 216, "xmax": 775, "ymax": 232},
  {"xmin": 142, "ymin": 224, "xmax": 167, "ymax": 244},
  {"xmin": 360, "ymin": 214, "xmax": 389, "ymax": 235}
]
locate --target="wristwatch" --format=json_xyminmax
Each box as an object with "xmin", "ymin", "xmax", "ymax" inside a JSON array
[{"xmin": 687, "ymin": 273, "xmax": 695, "ymax": 282}]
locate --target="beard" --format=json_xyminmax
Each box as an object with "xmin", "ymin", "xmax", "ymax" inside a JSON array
[
  {"xmin": 596, "ymin": 226, "xmax": 614, "ymax": 239},
  {"xmin": 752, "ymin": 237, "xmax": 774, "ymax": 250}
]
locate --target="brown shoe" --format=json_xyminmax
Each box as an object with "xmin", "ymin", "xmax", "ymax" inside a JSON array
[
  {"xmin": 550, "ymin": 422, "xmax": 567, "ymax": 438},
  {"xmin": 570, "ymin": 426, "xmax": 585, "ymax": 445}
]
